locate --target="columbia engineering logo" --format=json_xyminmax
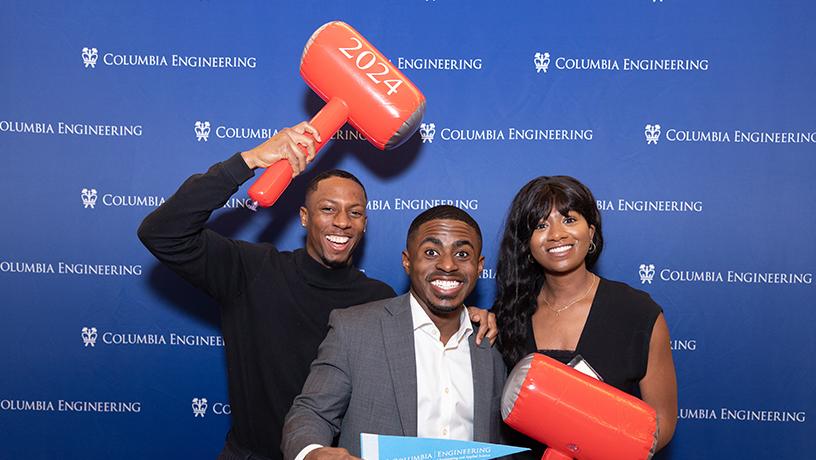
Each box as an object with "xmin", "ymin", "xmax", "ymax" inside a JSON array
[
  {"xmin": 191, "ymin": 397, "xmax": 231, "ymax": 416},
  {"xmin": 192, "ymin": 398, "xmax": 208, "ymax": 417},
  {"xmin": 81, "ymin": 327, "xmax": 98, "ymax": 347},
  {"xmin": 645, "ymin": 124, "xmax": 661, "ymax": 144},
  {"xmin": 82, "ymin": 47, "xmax": 99, "ymax": 68},
  {"xmin": 194, "ymin": 121, "xmax": 211, "ymax": 142},
  {"xmin": 639, "ymin": 264, "xmax": 656, "ymax": 284},
  {"xmin": 81, "ymin": 188, "xmax": 98, "ymax": 209},
  {"xmin": 76, "ymin": 187, "xmax": 250, "ymax": 211},
  {"xmin": 419, "ymin": 123, "xmax": 436, "ymax": 143},
  {"xmin": 534, "ymin": 52, "xmax": 551, "ymax": 73}
]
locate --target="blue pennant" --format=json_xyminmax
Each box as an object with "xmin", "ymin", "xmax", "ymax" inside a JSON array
[{"xmin": 360, "ymin": 433, "xmax": 529, "ymax": 460}]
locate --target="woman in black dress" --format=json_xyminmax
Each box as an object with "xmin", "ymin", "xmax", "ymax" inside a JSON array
[{"xmin": 493, "ymin": 176, "xmax": 677, "ymax": 454}]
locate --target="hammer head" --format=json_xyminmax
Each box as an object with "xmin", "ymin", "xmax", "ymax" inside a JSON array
[
  {"xmin": 300, "ymin": 21, "xmax": 426, "ymax": 150},
  {"xmin": 502, "ymin": 353, "xmax": 658, "ymax": 460}
]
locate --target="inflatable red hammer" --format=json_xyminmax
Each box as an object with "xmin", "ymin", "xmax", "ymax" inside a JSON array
[
  {"xmin": 248, "ymin": 21, "xmax": 426, "ymax": 207},
  {"xmin": 502, "ymin": 353, "xmax": 658, "ymax": 460}
]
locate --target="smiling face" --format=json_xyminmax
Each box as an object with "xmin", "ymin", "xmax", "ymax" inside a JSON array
[
  {"xmin": 529, "ymin": 206, "xmax": 595, "ymax": 276},
  {"xmin": 300, "ymin": 176, "xmax": 367, "ymax": 268},
  {"xmin": 402, "ymin": 219, "xmax": 484, "ymax": 317}
]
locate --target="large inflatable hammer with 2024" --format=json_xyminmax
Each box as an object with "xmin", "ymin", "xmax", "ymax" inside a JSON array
[
  {"xmin": 502, "ymin": 353, "xmax": 658, "ymax": 460},
  {"xmin": 248, "ymin": 21, "xmax": 426, "ymax": 207}
]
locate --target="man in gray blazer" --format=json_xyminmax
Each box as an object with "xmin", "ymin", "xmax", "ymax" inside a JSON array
[{"xmin": 283, "ymin": 205, "xmax": 507, "ymax": 460}]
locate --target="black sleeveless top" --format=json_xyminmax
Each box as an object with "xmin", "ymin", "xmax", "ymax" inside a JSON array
[{"xmin": 508, "ymin": 278, "xmax": 662, "ymax": 458}]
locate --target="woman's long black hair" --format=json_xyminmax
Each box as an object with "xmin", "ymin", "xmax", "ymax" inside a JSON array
[{"xmin": 493, "ymin": 176, "xmax": 604, "ymax": 368}]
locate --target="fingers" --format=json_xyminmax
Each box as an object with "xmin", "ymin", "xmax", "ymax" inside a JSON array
[
  {"xmin": 282, "ymin": 124, "xmax": 319, "ymax": 177},
  {"xmin": 485, "ymin": 311, "xmax": 498, "ymax": 345},
  {"xmin": 468, "ymin": 306, "xmax": 487, "ymax": 345},
  {"xmin": 284, "ymin": 139, "xmax": 307, "ymax": 176},
  {"xmin": 288, "ymin": 129, "xmax": 317, "ymax": 161},
  {"xmin": 475, "ymin": 322, "xmax": 487, "ymax": 346},
  {"xmin": 246, "ymin": 122, "xmax": 322, "ymax": 175},
  {"xmin": 279, "ymin": 133, "xmax": 308, "ymax": 177},
  {"xmin": 467, "ymin": 307, "xmax": 499, "ymax": 346},
  {"xmin": 293, "ymin": 121, "xmax": 322, "ymax": 143}
]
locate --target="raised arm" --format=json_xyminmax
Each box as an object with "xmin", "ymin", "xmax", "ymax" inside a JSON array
[{"xmin": 137, "ymin": 122, "xmax": 320, "ymax": 301}]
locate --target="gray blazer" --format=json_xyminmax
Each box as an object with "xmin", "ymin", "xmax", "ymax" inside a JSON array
[{"xmin": 282, "ymin": 293, "xmax": 507, "ymax": 460}]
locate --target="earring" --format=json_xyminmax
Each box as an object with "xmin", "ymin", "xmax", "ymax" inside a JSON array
[{"xmin": 588, "ymin": 241, "xmax": 597, "ymax": 254}]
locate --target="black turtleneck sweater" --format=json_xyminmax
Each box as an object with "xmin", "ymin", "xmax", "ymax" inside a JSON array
[{"xmin": 137, "ymin": 153, "xmax": 395, "ymax": 459}]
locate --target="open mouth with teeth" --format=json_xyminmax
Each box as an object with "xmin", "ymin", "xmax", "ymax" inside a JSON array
[
  {"xmin": 547, "ymin": 244, "xmax": 574, "ymax": 254},
  {"xmin": 325, "ymin": 234, "xmax": 351, "ymax": 250},
  {"xmin": 429, "ymin": 279, "xmax": 464, "ymax": 296}
]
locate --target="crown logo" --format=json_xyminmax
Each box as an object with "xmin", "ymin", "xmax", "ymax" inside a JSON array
[
  {"xmin": 194, "ymin": 121, "xmax": 211, "ymax": 142},
  {"xmin": 81, "ymin": 327, "xmax": 98, "ymax": 347},
  {"xmin": 645, "ymin": 124, "xmax": 661, "ymax": 144},
  {"xmin": 81, "ymin": 188, "xmax": 98, "ymax": 209},
  {"xmin": 419, "ymin": 123, "xmax": 436, "ymax": 143},
  {"xmin": 639, "ymin": 264, "xmax": 656, "ymax": 284},
  {"xmin": 534, "ymin": 52, "xmax": 551, "ymax": 73},
  {"xmin": 192, "ymin": 397, "xmax": 208, "ymax": 417},
  {"xmin": 246, "ymin": 200, "xmax": 258, "ymax": 212},
  {"xmin": 82, "ymin": 47, "xmax": 99, "ymax": 68}
]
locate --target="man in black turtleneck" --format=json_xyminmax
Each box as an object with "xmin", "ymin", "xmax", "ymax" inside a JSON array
[{"xmin": 137, "ymin": 122, "xmax": 495, "ymax": 460}]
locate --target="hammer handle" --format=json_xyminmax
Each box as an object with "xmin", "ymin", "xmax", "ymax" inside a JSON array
[{"xmin": 248, "ymin": 97, "xmax": 350, "ymax": 208}]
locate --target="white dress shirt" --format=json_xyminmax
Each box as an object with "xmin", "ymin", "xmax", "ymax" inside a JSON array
[
  {"xmin": 410, "ymin": 293, "xmax": 474, "ymax": 441},
  {"xmin": 295, "ymin": 295, "xmax": 475, "ymax": 460}
]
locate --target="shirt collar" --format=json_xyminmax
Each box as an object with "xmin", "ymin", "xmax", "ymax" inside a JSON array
[{"xmin": 409, "ymin": 292, "xmax": 473, "ymax": 346}]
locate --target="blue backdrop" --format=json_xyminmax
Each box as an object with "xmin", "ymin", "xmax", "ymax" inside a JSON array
[{"xmin": 1, "ymin": 1, "xmax": 814, "ymax": 458}]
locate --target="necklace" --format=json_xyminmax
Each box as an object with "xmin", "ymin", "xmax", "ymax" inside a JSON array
[{"xmin": 541, "ymin": 275, "xmax": 597, "ymax": 316}]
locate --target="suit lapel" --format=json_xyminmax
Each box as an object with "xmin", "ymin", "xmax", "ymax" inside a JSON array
[
  {"xmin": 469, "ymin": 333, "xmax": 494, "ymax": 442},
  {"xmin": 382, "ymin": 294, "xmax": 418, "ymax": 436}
]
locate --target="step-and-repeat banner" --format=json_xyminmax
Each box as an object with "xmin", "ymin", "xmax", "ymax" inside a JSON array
[{"xmin": 1, "ymin": 1, "xmax": 814, "ymax": 458}]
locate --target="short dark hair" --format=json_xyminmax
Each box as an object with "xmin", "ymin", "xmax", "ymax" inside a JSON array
[
  {"xmin": 304, "ymin": 169, "xmax": 367, "ymax": 203},
  {"xmin": 406, "ymin": 205, "xmax": 482, "ymax": 247}
]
